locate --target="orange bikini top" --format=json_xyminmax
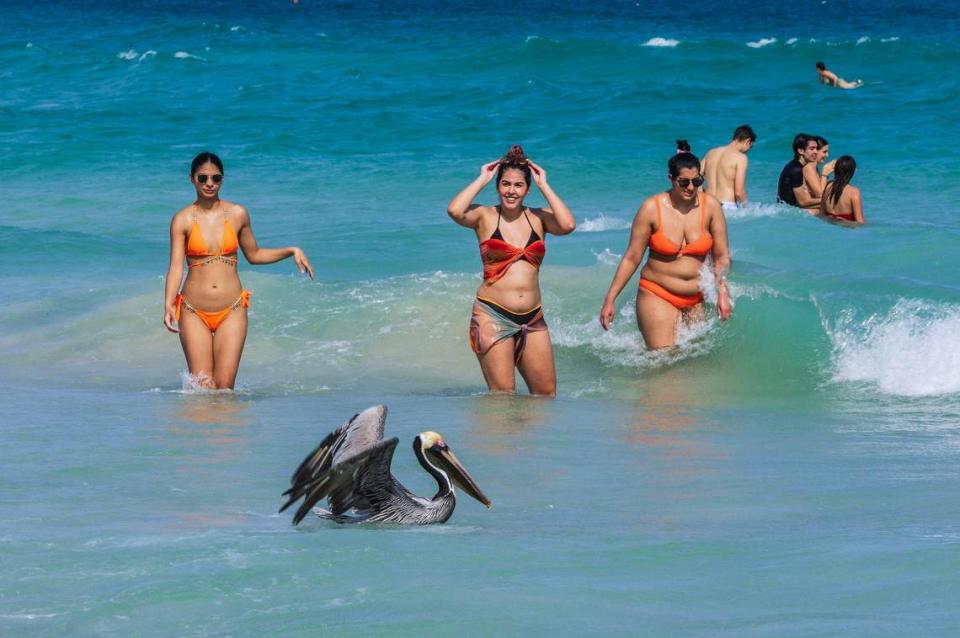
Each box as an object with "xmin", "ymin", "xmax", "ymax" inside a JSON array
[
  {"xmin": 478, "ymin": 209, "xmax": 546, "ymax": 283},
  {"xmin": 648, "ymin": 195, "xmax": 713, "ymax": 257},
  {"xmin": 186, "ymin": 214, "xmax": 239, "ymax": 267}
]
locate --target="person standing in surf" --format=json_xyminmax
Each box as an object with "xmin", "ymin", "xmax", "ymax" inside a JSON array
[
  {"xmin": 163, "ymin": 152, "xmax": 314, "ymax": 389},
  {"xmin": 447, "ymin": 145, "xmax": 576, "ymax": 396},
  {"xmin": 599, "ymin": 141, "xmax": 732, "ymax": 349},
  {"xmin": 701, "ymin": 124, "xmax": 756, "ymax": 212}
]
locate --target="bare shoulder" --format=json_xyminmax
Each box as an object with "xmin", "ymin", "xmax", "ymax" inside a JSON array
[
  {"xmin": 170, "ymin": 205, "xmax": 194, "ymax": 229},
  {"xmin": 635, "ymin": 194, "xmax": 660, "ymax": 224},
  {"xmin": 472, "ymin": 204, "xmax": 501, "ymax": 234},
  {"xmin": 221, "ymin": 200, "xmax": 249, "ymax": 223}
]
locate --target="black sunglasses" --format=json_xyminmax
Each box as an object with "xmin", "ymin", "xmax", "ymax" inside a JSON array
[
  {"xmin": 196, "ymin": 174, "xmax": 223, "ymax": 184},
  {"xmin": 675, "ymin": 176, "xmax": 704, "ymax": 188}
]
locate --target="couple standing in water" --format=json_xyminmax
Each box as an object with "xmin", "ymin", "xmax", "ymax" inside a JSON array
[
  {"xmin": 449, "ymin": 145, "xmax": 732, "ymax": 396},
  {"xmin": 165, "ymin": 145, "xmax": 732, "ymax": 394}
]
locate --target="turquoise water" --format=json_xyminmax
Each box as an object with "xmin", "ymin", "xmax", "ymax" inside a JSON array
[{"xmin": 2, "ymin": 1, "xmax": 959, "ymax": 635}]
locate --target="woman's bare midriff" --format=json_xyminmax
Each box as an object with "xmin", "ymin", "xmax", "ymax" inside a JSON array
[
  {"xmin": 181, "ymin": 262, "xmax": 244, "ymax": 311},
  {"xmin": 476, "ymin": 260, "xmax": 542, "ymax": 313},
  {"xmin": 641, "ymin": 253, "xmax": 706, "ymax": 297}
]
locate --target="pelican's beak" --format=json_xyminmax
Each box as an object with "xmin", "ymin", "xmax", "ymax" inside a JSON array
[{"xmin": 427, "ymin": 443, "xmax": 492, "ymax": 508}]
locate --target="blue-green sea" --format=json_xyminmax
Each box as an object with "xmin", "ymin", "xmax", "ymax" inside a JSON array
[{"xmin": 2, "ymin": 1, "xmax": 959, "ymax": 635}]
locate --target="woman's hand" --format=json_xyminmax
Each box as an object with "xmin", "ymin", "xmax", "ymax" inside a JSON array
[
  {"xmin": 599, "ymin": 298, "xmax": 616, "ymax": 331},
  {"xmin": 717, "ymin": 285, "xmax": 733, "ymax": 321},
  {"xmin": 821, "ymin": 159, "xmax": 836, "ymax": 178},
  {"xmin": 479, "ymin": 160, "xmax": 500, "ymax": 185},
  {"xmin": 527, "ymin": 159, "xmax": 548, "ymax": 189},
  {"xmin": 292, "ymin": 247, "xmax": 314, "ymax": 279},
  {"xmin": 164, "ymin": 306, "xmax": 180, "ymax": 333}
]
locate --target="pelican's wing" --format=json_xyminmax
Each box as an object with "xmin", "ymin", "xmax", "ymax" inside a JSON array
[
  {"xmin": 284, "ymin": 437, "xmax": 400, "ymax": 525},
  {"xmin": 283, "ymin": 405, "xmax": 388, "ymax": 501}
]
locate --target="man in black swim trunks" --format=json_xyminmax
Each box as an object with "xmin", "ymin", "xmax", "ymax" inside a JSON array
[{"xmin": 777, "ymin": 134, "xmax": 821, "ymax": 212}]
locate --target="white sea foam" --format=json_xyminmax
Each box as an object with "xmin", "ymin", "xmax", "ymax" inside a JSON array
[
  {"xmin": 230, "ymin": 25, "xmax": 242, "ymax": 32},
  {"xmin": 643, "ymin": 37, "xmax": 679, "ymax": 48},
  {"xmin": 117, "ymin": 49, "xmax": 137, "ymax": 60},
  {"xmin": 593, "ymin": 248, "xmax": 622, "ymax": 266},
  {"xmin": 829, "ymin": 300, "xmax": 960, "ymax": 396},
  {"xmin": 138, "ymin": 50, "xmax": 157, "ymax": 62},
  {"xmin": 786, "ymin": 37, "xmax": 798, "ymax": 45},
  {"xmin": 174, "ymin": 51, "xmax": 203, "ymax": 60},
  {"xmin": 881, "ymin": 36, "xmax": 900, "ymax": 42},
  {"xmin": 579, "ymin": 215, "xmax": 631, "ymax": 232},
  {"xmin": 26, "ymin": 42, "xmax": 33, "ymax": 48},
  {"xmin": 856, "ymin": 36, "xmax": 871, "ymax": 45},
  {"xmin": 721, "ymin": 202, "xmax": 792, "ymax": 220},
  {"xmin": 747, "ymin": 37, "xmax": 777, "ymax": 48}
]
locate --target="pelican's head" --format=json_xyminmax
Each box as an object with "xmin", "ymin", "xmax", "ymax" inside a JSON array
[{"xmin": 416, "ymin": 431, "xmax": 492, "ymax": 508}]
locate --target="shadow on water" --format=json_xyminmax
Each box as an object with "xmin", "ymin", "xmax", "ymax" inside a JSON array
[{"xmin": 464, "ymin": 393, "xmax": 553, "ymax": 456}]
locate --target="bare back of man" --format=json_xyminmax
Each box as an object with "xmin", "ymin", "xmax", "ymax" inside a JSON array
[
  {"xmin": 703, "ymin": 145, "xmax": 747, "ymax": 205},
  {"xmin": 701, "ymin": 126, "xmax": 755, "ymax": 211}
]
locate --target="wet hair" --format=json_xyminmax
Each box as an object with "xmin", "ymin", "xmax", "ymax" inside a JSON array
[
  {"xmin": 815, "ymin": 136, "xmax": 829, "ymax": 148},
  {"xmin": 733, "ymin": 125, "xmax": 756, "ymax": 143},
  {"xmin": 190, "ymin": 151, "xmax": 223, "ymax": 176},
  {"xmin": 496, "ymin": 144, "xmax": 532, "ymax": 184},
  {"xmin": 829, "ymin": 155, "xmax": 857, "ymax": 207},
  {"xmin": 792, "ymin": 133, "xmax": 814, "ymax": 159},
  {"xmin": 668, "ymin": 140, "xmax": 700, "ymax": 177},
  {"xmin": 816, "ymin": 61, "xmax": 826, "ymax": 71}
]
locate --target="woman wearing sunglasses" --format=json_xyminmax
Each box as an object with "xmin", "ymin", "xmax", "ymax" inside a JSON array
[
  {"xmin": 163, "ymin": 152, "xmax": 314, "ymax": 389},
  {"xmin": 447, "ymin": 145, "xmax": 576, "ymax": 396},
  {"xmin": 599, "ymin": 141, "xmax": 732, "ymax": 349}
]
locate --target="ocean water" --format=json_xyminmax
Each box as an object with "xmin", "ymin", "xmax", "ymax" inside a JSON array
[{"xmin": 2, "ymin": 1, "xmax": 959, "ymax": 635}]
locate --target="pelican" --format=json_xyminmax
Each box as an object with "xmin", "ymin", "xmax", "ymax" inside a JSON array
[{"xmin": 279, "ymin": 405, "xmax": 492, "ymax": 525}]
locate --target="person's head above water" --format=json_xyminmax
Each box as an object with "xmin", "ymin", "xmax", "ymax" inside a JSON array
[
  {"xmin": 190, "ymin": 151, "xmax": 223, "ymax": 177},
  {"xmin": 829, "ymin": 155, "xmax": 857, "ymax": 206},
  {"xmin": 732, "ymin": 125, "xmax": 756, "ymax": 151},
  {"xmin": 792, "ymin": 134, "xmax": 818, "ymax": 161},
  {"xmin": 669, "ymin": 140, "xmax": 700, "ymax": 175},
  {"xmin": 495, "ymin": 145, "xmax": 531, "ymax": 209},
  {"xmin": 815, "ymin": 136, "xmax": 830, "ymax": 162},
  {"xmin": 668, "ymin": 140, "xmax": 702, "ymax": 202},
  {"xmin": 816, "ymin": 61, "xmax": 826, "ymax": 71},
  {"xmin": 190, "ymin": 151, "xmax": 224, "ymax": 199}
]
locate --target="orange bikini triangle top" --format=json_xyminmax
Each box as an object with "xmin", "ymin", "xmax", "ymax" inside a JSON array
[
  {"xmin": 186, "ymin": 213, "xmax": 239, "ymax": 267},
  {"xmin": 648, "ymin": 195, "xmax": 713, "ymax": 257}
]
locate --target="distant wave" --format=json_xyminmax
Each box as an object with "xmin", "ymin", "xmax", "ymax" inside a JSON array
[
  {"xmin": 881, "ymin": 36, "xmax": 900, "ymax": 42},
  {"xmin": 722, "ymin": 203, "xmax": 793, "ymax": 220},
  {"xmin": 746, "ymin": 37, "xmax": 777, "ymax": 48},
  {"xmin": 829, "ymin": 300, "xmax": 960, "ymax": 396},
  {"xmin": 642, "ymin": 37, "xmax": 679, "ymax": 48},
  {"xmin": 856, "ymin": 36, "xmax": 870, "ymax": 45},
  {"xmin": 786, "ymin": 37, "xmax": 798, "ymax": 45},
  {"xmin": 117, "ymin": 49, "xmax": 137, "ymax": 60},
  {"xmin": 174, "ymin": 51, "xmax": 204, "ymax": 60},
  {"xmin": 579, "ymin": 215, "xmax": 631, "ymax": 232}
]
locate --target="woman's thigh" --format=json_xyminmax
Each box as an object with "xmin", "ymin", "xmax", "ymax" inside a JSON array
[
  {"xmin": 178, "ymin": 311, "xmax": 215, "ymax": 384},
  {"xmin": 636, "ymin": 288, "xmax": 681, "ymax": 349},
  {"xmin": 477, "ymin": 337, "xmax": 518, "ymax": 393},
  {"xmin": 516, "ymin": 330, "xmax": 556, "ymax": 396},
  {"xmin": 212, "ymin": 308, "xmax": 248, "ymax": 389}
]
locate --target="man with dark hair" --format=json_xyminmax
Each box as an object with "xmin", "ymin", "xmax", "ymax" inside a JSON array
[
  {"xmin": 701, "ymin": 124, "xmax": 756, "ymax": 212},
  {"xmin": 777, "ymin": 134, "xmax": 821, "ymax": 211}
]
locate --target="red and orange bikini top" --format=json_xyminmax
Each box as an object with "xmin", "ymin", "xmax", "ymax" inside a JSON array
[
  {"xmin": 186, "ymin": 214, "xmax": 239, "ymax": 267},
  {"xmin": 478, "ymin": 209, "xmax": 546, "ymax": 283},
  {"xmin": 648, "ymin": 195, "xmax": 713, "ymax": 257}
]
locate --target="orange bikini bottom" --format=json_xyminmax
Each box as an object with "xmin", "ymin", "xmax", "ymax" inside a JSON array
[
  {"xmin": 638, "ymin": 278, "xmax": 703, "ymax": 310},
  {"xmin": 175, "ymin": 290, "xmax": 251, "ymax": 332}
]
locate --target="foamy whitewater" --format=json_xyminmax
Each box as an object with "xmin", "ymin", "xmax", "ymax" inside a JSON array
[{"xmin": 2, "ymin": 1, "xmax": 959, "ymax": 635}]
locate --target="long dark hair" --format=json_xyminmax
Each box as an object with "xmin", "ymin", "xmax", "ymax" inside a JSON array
[
  {"xmin": 190, "ymin": 151, "xmax": 223, "ymax": 176},
  {"xmin": 496, "ymin": 145, "xmax": 532, "ymax": 184},
  {"xmin": 829, "ymin": 155, "xmax": 857, "ymax": 207},
  {"xmin": 668, "ymin": 139, "xmax": 700, "ymax": 177}
]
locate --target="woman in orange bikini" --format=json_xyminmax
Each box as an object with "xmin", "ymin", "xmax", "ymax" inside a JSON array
[
  {"xmin": 447, "ymin": 145, "xmax": 576, "ymax": 396},
  {"xmin": 163, "ymin": 152, "xmax": 314, "ymax": 389},
  {"xmin": 599, "ymin": 141, "xmax": 732, "ymax": 349}
]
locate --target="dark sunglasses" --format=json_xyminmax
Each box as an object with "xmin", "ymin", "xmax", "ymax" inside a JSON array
[
  {"xmin": 675, "ymin": 176, "xmax": 704, "ymax": 188},
  {"xmin": 196, "ymin": 174, "xmax": 223, "ymax": 184}
]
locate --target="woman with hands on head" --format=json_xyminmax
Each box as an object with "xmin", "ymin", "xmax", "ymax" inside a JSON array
[
  {"xmin": 599, "ymin": 141, "xmax": 732, "ymax": 350},
  {"xmin": 163, "ymin": 152, "xmax": 314, "ymax": 390},
  {"xmin": 447, "ymin": 145, "xmax": 576, "ymax": 396}
]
